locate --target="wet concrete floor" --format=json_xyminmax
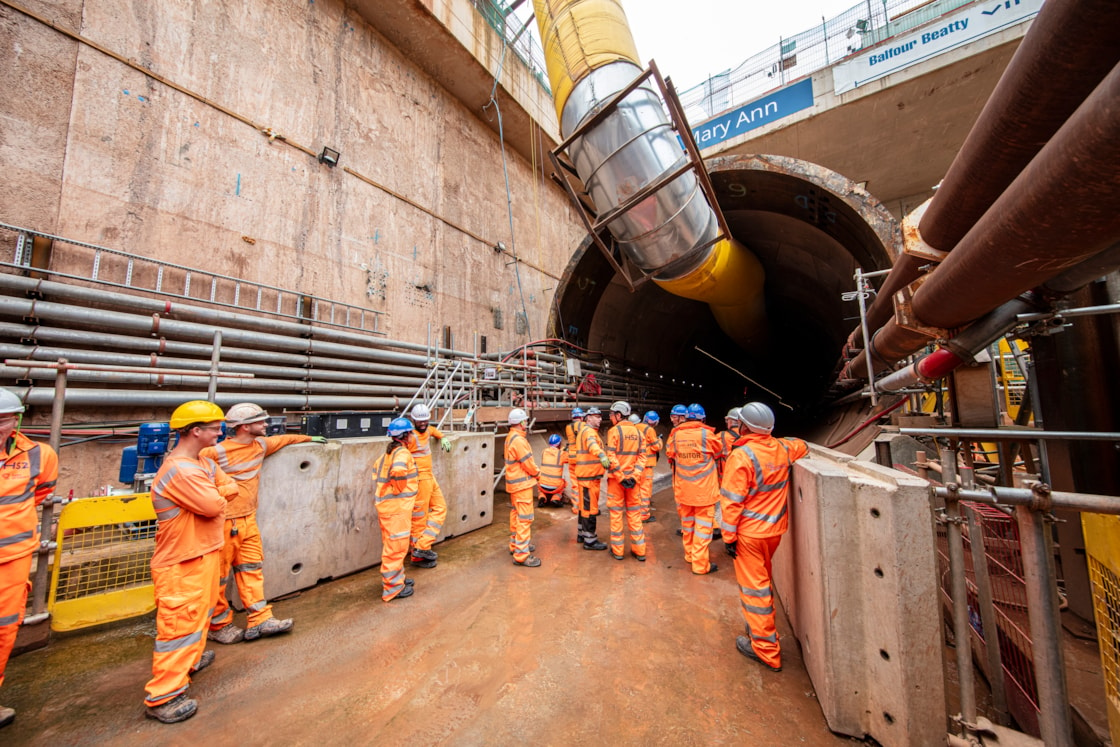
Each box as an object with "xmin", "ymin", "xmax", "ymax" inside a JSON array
[{"xmin": 4, "ymin": 488, "xmax": 857, "ymax": 745}]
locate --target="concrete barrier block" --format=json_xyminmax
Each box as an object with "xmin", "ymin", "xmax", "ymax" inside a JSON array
[
  {"xmin": 773, "ymin": 446, "xmax": 943, "ymax": 747},
  {"xmin": 256, "ymin": 433, "xmax": 493, "ymax": 599}
]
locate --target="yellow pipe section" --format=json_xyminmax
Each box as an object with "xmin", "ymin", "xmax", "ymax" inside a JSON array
[{"xmin": 534, "ymin": 0, "xmax": 768, "ymax": 350}]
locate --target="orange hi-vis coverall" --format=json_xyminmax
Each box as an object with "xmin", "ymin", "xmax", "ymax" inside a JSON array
[
  {"xmin": 145, "ymin": 454, "xmax": 236, "ymax": 708},
  {"xmin": 637, "ymin": 421, "xmax": 661, "ymax": 521},
  {"xmin": 719, "ymin": 433, "xmax": 809, "ymax": 670},
  {"xmin": 504, "ymin": 430, "xmax": 540, "ymax": 563},
  {"xmin": 665, "ymin": 421, "xmax": 722, "ymax": 574},
  {"xmin": 564, "ymin": 421, "xmax": 584, "ymax": 513},
  {"xmin": 200, "ymin": 434, "xmax": 310, "ymax": 632},
  {"xmin": 372, "ymin": 444, "xmax": 419, "ymax": 601},
  {"xmin": 572, "ymin": 424, "xmax": 608, "ymax": 544},
  {"xmin": 537, "ymin": 445, "xmax": 567, "ymax": 505},
  {"xmin": 605, "ymin": 421, "xmax": 648, "ymax": 559},
  {"xmin": 0, "ymin": 433, "xmax": 57, "ymax": 691},
  {"xmin": 408, "ymin": 426, "xmax": 447, "ymax": 554}
]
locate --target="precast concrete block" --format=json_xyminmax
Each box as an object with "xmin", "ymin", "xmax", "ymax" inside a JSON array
[
  {"xmin": 773, "ymin": 444, "xmax": 943, "ymax": 747},
  {"xmin": 255, "ymin": 433, "xmax": 494, "ymax": 599}
]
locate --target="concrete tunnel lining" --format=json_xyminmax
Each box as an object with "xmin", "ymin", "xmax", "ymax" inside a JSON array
[{"xmin": 549, "ymin": 154, "xmax": 899, "ymax": 414}]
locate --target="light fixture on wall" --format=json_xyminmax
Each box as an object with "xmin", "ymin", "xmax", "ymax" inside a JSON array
[{"xmin": 318, "ymin": 147, "xmax": 341, "ymax": 168}]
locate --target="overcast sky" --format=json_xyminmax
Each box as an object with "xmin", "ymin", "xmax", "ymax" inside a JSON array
[{"xmin": 617, "ymin": 1, "xmax": 863, "ymax": 91}]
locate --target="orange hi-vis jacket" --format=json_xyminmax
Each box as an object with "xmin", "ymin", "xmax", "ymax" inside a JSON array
[
  {"xmin": 409, "ymin": 425, "xmax": 445, "ymax": 478},
  {"xmin": 150, "ymin": 453, "xmax": 237, "ymax": 569},
  {"xmin": 372, "ymin": 445, "xmax": 419, "ymax": 512},
  {"xmin": 0, "ymin": 432, "xmax": 59, "ymax": 563},
  {"xmin": 606, "ymin": 421, "xmax": 646, "ymax": 482},
  {"xmin": 573, "ymin": 424, "xmax": 607, "ymax": 485},
  {"xmin": 664, "ymin": 421, "xmax": 721, "ymax": 506},
  {"xmin": 504, "ymin": 430, "xmax": 540, "ymax": 493},
  {"xmin": 565, "ymin": 421, "xmax": 584, "ymax": 462},
  {"xmin": 638, "ymin": 422, "xmax": 661, "ymax": 469},
  {"xmin": 716, "ymin": 429, "xmax": 737, "ymax": 477},
  {"xmin": 200, "ymin": 434, "xmax": 311, "ymax": 518},
  {"xmin": 539, "ymin": 445, "xmax": 567, "ymax": 492},
  {"xmin": 720, "ymin": 433, "xmax": 809, "ymax": 541}
]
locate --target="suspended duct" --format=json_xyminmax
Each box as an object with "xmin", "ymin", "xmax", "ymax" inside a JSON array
[{"xmin": 533, "ymin": 0, "xmax": 766, "ymax": 348}]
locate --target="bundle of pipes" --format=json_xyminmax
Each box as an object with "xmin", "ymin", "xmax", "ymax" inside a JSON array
[
  {"xmin": 0, "ymin": 275, "xmax": 681, "ymax": 416},
  {"xmin": 837, "ymin": 0, "xmax": 1120, "ymax": 390}
]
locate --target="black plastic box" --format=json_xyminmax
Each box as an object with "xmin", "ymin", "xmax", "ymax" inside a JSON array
[{"xmin": 300, "ymin": 411, "xmax": 396, "ymax": 439}]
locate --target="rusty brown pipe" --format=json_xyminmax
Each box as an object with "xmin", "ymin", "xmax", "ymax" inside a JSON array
[
  {"xmin": 847, "ymin": 0, "xmax": 1120, "ymax": 350},
  {"xmin": 912, "ymin": 62, "xmax": 1120, "ymax": 329}
]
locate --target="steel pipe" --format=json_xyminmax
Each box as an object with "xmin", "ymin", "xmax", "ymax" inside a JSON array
[{"xmin": 931, "ymin": 484, "xmax": 1120, "ymax": 514}]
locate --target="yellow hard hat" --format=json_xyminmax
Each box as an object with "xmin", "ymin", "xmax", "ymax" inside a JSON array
[{"xmin": 169, "ymin": 400, "xmax": 225, "ymax": 429}]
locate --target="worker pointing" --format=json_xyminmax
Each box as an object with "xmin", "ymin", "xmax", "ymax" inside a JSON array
[
  {"xmin": 0, "ymin": 389, "xmax": 58, "ymax": 730},
  {"xmin": 200, "ymin": 403, "xmax": 323, "ymax": 645},
  {"xmin": 720, "ymin": 402, "xmax": 809, "ymax": 673},
  {"xmin": 144, "ymin": 400, "xmax": 239, "ymax": 723}
]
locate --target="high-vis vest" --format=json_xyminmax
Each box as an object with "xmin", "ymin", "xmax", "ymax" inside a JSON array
[
  {"xmin": 201, "ymin": 433, "xmax": 310, "ymax": 518},
  {"xmin": 606, "ymin": 421, "xmax": 645, "ymax": 481},
  {"xmin": 150, "ymin": 453, "xmax": 230, "ymax": 569},
  {"xmin": 539, "ymin": 446, "xmax": 566, "ymax": 491},
  {"xmin": 720, "ymin": 434, "xmax": 809, "ymax": 539},
  {"xmin": 638, "ymin": 422, "xmax": 661, "ymax": 470},
  {"xmin": 372, "ymin": 445, "xmax": 419, "ymax": 510},
  {"xmin": 0, "ymin": 432, "xmax": 58, "ymax": 563},
  {"xmin": 565, "ymin": 421, "xmax": 584, "ymax": 462},
  {"xmin": 573, "ymin": 424, "xmax": 607, "ymax": 484},
  {"xmin": 504, "ymin": 430, "xmax": 539, "ymax": 493},
  {"xmin": 410, "ymin": 425, "xmax": 445, "ymax": 477},
  {"xmin": 664, "ymin": 421, "xmax": 721, "ymax": 506}
]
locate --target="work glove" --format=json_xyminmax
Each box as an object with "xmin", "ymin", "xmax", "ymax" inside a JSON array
[
  {"xmin": 620, "ymin": 477, "xmax": 637, "ymax": 489},
  {"xmin": 724, "ymin": 540, "xmax": 737, "ymax": 559},
  {"xmin": 310, "ymin": 436, "xmax": 327, "ymax": 444},
  {"xmin": 598, "ymin": 454, "xmax": 611, "ymax": 469},
  {"xmin": 441, "ymin": 437, "xmax": 452, "ymax": 452}
]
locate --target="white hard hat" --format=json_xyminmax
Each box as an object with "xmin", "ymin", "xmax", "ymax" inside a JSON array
[
  {"xmin": 508, "ymin": 408, "xmax": 529, "ymax": 426},
  {"xmin": 609, "ymin": 401, "xmax": 631, "ymax": 416},
  {"xmin": 726, "ymin": 407, "xmax": 741, "ymax": 421},
  {"xmin": 0, "ymin": 388, "xmax": 26, "ymax": 415},
  {"xmin": 225, "ymin": 402, "xmax": 268, "ymax": 427},
  {"xmin": 739, "ymin": 402, "xmax": 775, "ymax": 434},
  {"xmin": 627, "ymin": 414, "xmax": 640, "ymax": 423},
  {"xmin": 410, "ymin": 403, "xmax": 431, "ymax": 421}
]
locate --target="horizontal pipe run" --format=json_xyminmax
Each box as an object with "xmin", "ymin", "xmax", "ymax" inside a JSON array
[
  {"xmin": 932, "ymin": 485, "xmax": 1120, "ymax": 516},
  {"xmin": 900, "ymin": 428, "xmax": 1120, "ymax": 441},
  {"xmin": 1017, "ymin": 303, "xmax": 1120, "ymax": 323}
]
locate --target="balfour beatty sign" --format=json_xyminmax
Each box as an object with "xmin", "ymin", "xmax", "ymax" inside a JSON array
[
  {"xmin": 690, "ymin": 78, "xmax": 814, "ymax": 151},
  {"xmin": 833, "ymin": 0, "xmax": 1043, "ymax": 94}
]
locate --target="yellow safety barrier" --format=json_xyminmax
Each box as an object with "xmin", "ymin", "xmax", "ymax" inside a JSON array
[
  {"xmin": 1082, "ymin": 511, "xmax": 1120, "ymax": 745},
  {"xmin": 47, "ymin": 493, "xmax": 157, "ymax": 632}
]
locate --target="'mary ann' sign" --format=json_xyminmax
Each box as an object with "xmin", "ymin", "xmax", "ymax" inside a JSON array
[{"xmin": 689, "ymin": 78, "xmax": 814, "ymax": 151}]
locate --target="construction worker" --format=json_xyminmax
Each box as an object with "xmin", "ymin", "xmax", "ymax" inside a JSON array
[
  {"xmin": 144, "ymin": 400, "xmax": 239, "ymax": 723},
  {"xmin": 604, "ymin": 401, "xmax": 648, "ymax": 561},
  {"xmin": 637, "ymin": 411, "xmax": 661, "ymax": 523},
  {"xmin": 0, "ymin": 389, "xmax": 58, "ymax": 729},
  {"xmin": 372, "ymin": 418, "xmax": 421, "ymax": 601},
  {"xmin": 406, "ymin": 404, "xmax": 451, "ymax": 569},
  {"xmin": 720, "ymin": 402, "xmax": 809, "ymax": 673},
  {"xmin": 564, "ymin": 408, "xmax": 585, "ymax": 514},
  {"xmin": 504, "ymin": 409, "xmax": 541, "ymax": 567},
  {"xmin": 664, "ymin": 403, "xmax": 721, "ymax": 575},
  {"xmin": 537, "ymin": 434, "xmax": 568, "ymax": 508},
  {"xmin": 573, "ymin": 406, "xmax": 610, "ymax": 550},
  {"xmin": 201, "ymin": 403, "xmax": 325, "ymax": 645},
  {"xmin": 711, "ymin": 406, "xmax": 743, "ymax": 542},
  {"xmin": 668, "ymin": 403, "xmax": 688, "ymax": 429}
]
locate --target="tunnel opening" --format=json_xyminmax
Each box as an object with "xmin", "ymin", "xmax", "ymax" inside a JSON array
[{"xmin": 549, "ymin": 154, "xmax": 899, "ymax": 432}]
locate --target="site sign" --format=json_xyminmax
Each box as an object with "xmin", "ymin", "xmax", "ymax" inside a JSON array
[{"xmin": 689, "ymin": 78, "xmax": 815, "ymax": 151}]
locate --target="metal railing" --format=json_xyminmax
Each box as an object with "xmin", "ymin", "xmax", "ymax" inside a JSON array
[
  {"xmin": 676, "ymin": 0, "xmax": 978, "ymax": 123},
  {"xmin": 1, "ymin": 221, "xmax": 387, "ymax": 337}
]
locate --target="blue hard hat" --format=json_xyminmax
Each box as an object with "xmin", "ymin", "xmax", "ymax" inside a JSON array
[
  {"xmin": 387, "ymin": 417, "xmax": 414, "ymax": 437},
  {"xmin": 644, "ymin": 411, "xmax": 659, "ymax": 424},
  {"xmin": 548, "ymin": 434, "xmax": 562, "ymax": 447},
  {"xmin": 670, "ymin": 404, "xmax": 687, "ymax": 416},
  {"xmin": 687, "ymin": 403, "xmax": 706, "ymax": 420},
  {"xmin": 571, "ymin": 407, "xmax": 585, "ymax": 419}
]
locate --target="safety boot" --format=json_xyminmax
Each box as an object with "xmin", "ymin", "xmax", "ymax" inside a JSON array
[
  {"xmin": 145, "ymin": 694, "xmax": 198, "ymax": 723},
  {"xmin": 642, "ymin": 514, "xmax": 657, "ymax": 523},
  {"xmin": 582, "ymin": 539, "xmax": 608, "ymax": 551},
  {"xmin": 244, "ymin": 616, "xmax": 294, "ymax": 641},
  {"xmin": 189, "ymin": 650, "xmax": 215, "ymax": 675},
  {"xmin": 631, "ymin": 552, "xmax": 646, "ymax": 562},
  {"xmin": 394, "ymin": 584, "xmax": 415, "ymax": 600},
  {"xmin": 513, "ymin": 555, "xmax": 541, "ymax": 567},
  {"xmin": 410, "ymin": 554, "xmax": 437, "ymax": 568},
  {"xmin": 0, "ymin": 706, "xmax": 14, "ymax": 728},
  {"xmin": 412, "ymin": 547, "xmax": 438, "ymax": 561},
  {"xmin": 509, "ymin": 544, "xmax": 535, "ymax": 554},
  {"xmin": 736, "ymin": 636, "xmax": 781, "ymax": 672},
  {"xmin": 207, "ymin": 623, "xmax": 244, "ymax": 644}
]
